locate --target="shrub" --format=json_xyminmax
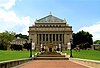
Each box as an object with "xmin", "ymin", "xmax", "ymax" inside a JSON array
[
  {"xmin": 23, "ymin": 43, "xmax": 30, "ymax": 51},
  {"xmin": 10, "ymin": 44, "xmax": 23, "ymax": 50}
]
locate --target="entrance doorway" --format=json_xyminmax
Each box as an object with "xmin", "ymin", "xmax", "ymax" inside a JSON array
[{"xmin": 49, "ymin": 48, "xmax": 52, "ymax": 52}]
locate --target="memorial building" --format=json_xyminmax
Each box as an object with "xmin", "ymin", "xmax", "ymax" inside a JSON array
[{"xmin": 28, "ymin": 13, "xmax": 73, "ymax": 51}]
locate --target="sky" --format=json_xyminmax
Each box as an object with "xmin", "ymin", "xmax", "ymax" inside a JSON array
[{"xmin": 0, "ymin": 0, "xmax": 100, "ymax": 41}]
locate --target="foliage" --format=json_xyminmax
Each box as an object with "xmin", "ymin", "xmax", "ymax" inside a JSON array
[
  {"xmin": 23, "ymin": 43, "xmax": 31, "ymax": 51},
  {"xmin": 0, "ymin": 44, "xmax": 4, "ymax": 50},
  {"xmin": 0, "ymin": 31, "xmax": 15, "ymax": 50},
  {"xmin": 0, "ymin": 50, "xmax": 37, "ymax": 62},
  {"xmin": 73, "ymin": 30, "xmax": 93, "ymax": 49},
  {"xmin": 63, "ymin": 50, "xmax": 100, "ymax": 60},
  {"xmin": 10, "ymin": 44, "xmax": 23, "ymax": 50},
  {"xmin": 15, "ymin": 33, "xmax": 29, "ymax": 40},
  {"xmin": 94, "ymin": 40, "xmax": 100, "ymax": 44}
]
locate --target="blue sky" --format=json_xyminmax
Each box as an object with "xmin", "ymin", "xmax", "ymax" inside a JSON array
[{"xmin": 0, "ymin": 0, "xmax": 100, "ymax": 41}]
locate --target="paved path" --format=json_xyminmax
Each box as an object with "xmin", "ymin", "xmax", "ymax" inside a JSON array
[{"xmin": 17, "ymin": 60, "xmax": 88, "ymax": 68}]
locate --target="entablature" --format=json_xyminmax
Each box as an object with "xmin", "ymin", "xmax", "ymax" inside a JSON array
[{"xmin": 29, "ymin": 27, "xmax": 72, "ymax": 32}]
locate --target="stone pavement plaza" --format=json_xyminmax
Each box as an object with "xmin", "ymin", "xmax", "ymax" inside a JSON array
[{"xmin": 17, "ymin": 60, "xmax": 88, "ymax": 68}]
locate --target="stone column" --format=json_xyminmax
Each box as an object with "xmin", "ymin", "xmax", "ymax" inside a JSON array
[
  {"xmin": 51, "ymin": 34, "xmax": 53, "ymax": 43},
  {"xmin": 61, "ymin": 34, "xmax": 63, "ymax": 43},
  {"xmin": 64, "ymin": 34, "xmax": 67, "ymax": 45},
  {"xmin": 48, "ymin": 34, "xmax": 50, "ymax": 43},
  {"xmin": 58, "ymin": 34, "xmax": 60, "ymax": 44},
  {"xmin": 45, "ymin": 34, "xmax": 46, "ymax": 45},
  {"xmin": 52, "ymin": 34, "xmax": 53, "ymax": 43},
  {"xmin": 37, "ymin": 34, "xmax": 38, "ymax": 44},
  {"xmin": 41, "ymin": 34, "xmax": 43, "ymax": 44},
  {"xmin": 38, "ymin": 34, "xmax": 40, "ymax": 45},
  {"xmin": 55, "ymin": 34, "xmax": 56, "ymax": 45},
  {"xmin": 32, "ymin": 34, "xmax": 37, "ymax": 44},
  {"xmin": 36, "ymin": 34, "xmax": 39, "ymax": 51}
]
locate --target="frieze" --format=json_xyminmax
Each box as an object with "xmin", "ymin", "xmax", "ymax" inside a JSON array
[{"xmin": 29, "ymin": 28, "xmax": 72, "ymax": 31}]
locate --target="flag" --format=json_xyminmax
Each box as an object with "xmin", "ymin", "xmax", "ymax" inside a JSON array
[
  {"xmin": 41, "ymin": 44, "xmax": 43, "ymax": 48},
  {"xmin": 59, "ymin": 44, "xmax": 61, "ymax": 48},
  {"xmin": 32, "ymin": 42, "xmax": 35, "ymax": 50},
  {"xmin": 67, "ymin": 42, "xmax": 71, "ymax": 50}
]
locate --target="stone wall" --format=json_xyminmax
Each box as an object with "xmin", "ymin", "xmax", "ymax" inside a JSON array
[
  {"xmin": 70, "ymin": 58, "xmax": 100, "ymax": 68},
  {"xmin": 0, "ymin": 58, "xmax": 31, "ymax": 68}
]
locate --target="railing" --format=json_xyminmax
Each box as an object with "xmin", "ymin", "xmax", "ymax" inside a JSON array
[{"xmin": 0, "ymin": 58, "xmax": 31, "ymax": 68}]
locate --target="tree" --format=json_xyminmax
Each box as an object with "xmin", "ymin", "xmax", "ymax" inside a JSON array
[
  {"xmin": 15, "ymin": 33, "xmax": 28, "ymax": 40},
  {"xmin": 23, "ymin": 43, "xmax": 30, "ymax": 51},
  {"xmin": 73, "ymin": 30, "xmax": 93, "ymax": 49},
  {"xmin": 10, "ymin": 44, "xmax": 23, "ymax": 50},
  {"xmin": 0, "ymin": 31, "xmax": 15, "ymax": 50},
  {"xmin": 94, "ymin": 40, "xmax": 100, "ymax": 44}
]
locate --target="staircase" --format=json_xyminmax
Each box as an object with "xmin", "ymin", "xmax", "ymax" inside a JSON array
[{"xmin": 34, "ymin": 52, "xmax": 69, "ymax": 60}]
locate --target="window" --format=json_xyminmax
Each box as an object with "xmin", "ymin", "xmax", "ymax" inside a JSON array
[
  {"xmin": 59, "ymin": 25, "xmax": 61, "ymax": 27},
  {"xmin": 56, "ymin": 34, "xmax": 58, "ymax": 41},
  {"xmin": 60, "ymin": 34, "xmax": 62, "ymax": 41},
  {"xmin": 43, "ymin": 34, "xmax": 45, "ymax": 41},
  {"xmin": 39, "ymin": 34, "xmax": 41, "ymax": 41},
  {"xmin": 53, "ymin": 34, "xmax": 55, "ymax": 41},
  {"xmin": 46, "ymin": 34, "xmax": 48, "ymax": 41},
  {"xmin": 63, "ymin": 34, "xmax": 64, "ymax": 43},
  {"xmin": 50, "ymin": 34, "xmax": 52, "ymax": 42}
]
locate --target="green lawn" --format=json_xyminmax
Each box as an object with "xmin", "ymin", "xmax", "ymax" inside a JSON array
[
  {"xmin": 0, "ymin": 50, "xmax": 37, "ymax": 62},
  {"xmin": 63, "ymin": 50, "xmax": 100, "ymax": 61}
]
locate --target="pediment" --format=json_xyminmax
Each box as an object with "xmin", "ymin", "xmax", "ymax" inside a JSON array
[{"xmin": 36, "ymin": 15, "xmax": 64, "ymax": 23}]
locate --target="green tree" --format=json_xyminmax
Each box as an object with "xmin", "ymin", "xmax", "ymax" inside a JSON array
[
  {"xmin": 0, "ymin": 31, "xmax": 15, "ymax": 50},
  {"xmin": 73, "ymin": 30, "xmax": 93, "ymax": 49},
  {"xmin": 94, "ymin": 40, "xmax": 100, "ymax": 44},
  {"xmin": 23, "ymin": 43, "xmax": 30, "ymax": 51},
  {"xmin": 15, "ymin": 33, "xmax": 28, "ymax": 40}
]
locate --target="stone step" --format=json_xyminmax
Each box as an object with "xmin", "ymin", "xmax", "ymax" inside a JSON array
[
  {"xmin": 40, "ymin": 52, "xmax": 61, "ymax": 55},
  {"xmin": 34, "ymin": 57, "xmax": 69, "ymax": 60},
  {"xmin": 34, "ymin": 52, "xmax": 69, "ymax": 60},
  {"xmin": 37, "ymin": 55, "xmax": 65, "ymax": 57}
]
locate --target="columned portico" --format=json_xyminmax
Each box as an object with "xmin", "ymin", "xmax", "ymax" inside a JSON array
[
  {"xmin": 28, "ymin": 13, "xmax": 73, "ymax": 51},
  {"xmin": 37, "ymin": 34, "xmax": 64, "ymax": 44}
]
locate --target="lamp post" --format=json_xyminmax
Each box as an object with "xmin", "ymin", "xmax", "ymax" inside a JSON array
[
  {"xmin": 30, "ymin": 39, "xmax": 32, "ymax": 59},
  {"xmin": 70, "ymin": 38, "xmax": 73, "ymax": 58}
]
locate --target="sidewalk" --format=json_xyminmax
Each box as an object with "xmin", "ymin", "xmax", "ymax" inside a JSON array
[{"xmin": 17, "ymin": 60, "xmax": 88, "ymax": 68}]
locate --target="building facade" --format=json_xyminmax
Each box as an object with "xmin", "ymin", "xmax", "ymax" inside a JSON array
[
  {"xmin": 28, "ymin": 14, "xmax": 73, "ymax": 51},
  {"xmin": 10, "ymin": 37, "xmax": 27, "ymax": 45}
]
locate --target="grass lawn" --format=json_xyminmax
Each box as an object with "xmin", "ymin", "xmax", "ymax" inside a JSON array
[
  {"xmin": 0, "ymin": 50, "xmax": 37, "ymax": 62},
  {"xmin": 63, "ymin": 50, "xmax": 100, "ymax": 61}
]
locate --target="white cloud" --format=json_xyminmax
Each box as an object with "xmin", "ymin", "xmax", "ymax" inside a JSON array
[
  {"xmin": 0, "ymin": 0, "xmax": 33, "ymax": 35},
  {"xmin": 19, "ymin": 16, "xmax": 33, "ymax": 35},
  {"xmin": 0, "ymin": 8, "xmax": 33, "ymax": 35},
  {"xmin": 0, "ymin": 0, "xmax": 16, "ymax": 10},
  {"xmin": 20, "ymin": 26, "xmax": 29, "ymax": 35},
  {"xmin": 78, "ymin": 22, "xmax": 100, "ymax": 41}
]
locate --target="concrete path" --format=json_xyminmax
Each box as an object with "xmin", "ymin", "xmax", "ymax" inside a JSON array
[{"xmin": 17, "ymin": 60, "xmax": 88, "ymax": 68}]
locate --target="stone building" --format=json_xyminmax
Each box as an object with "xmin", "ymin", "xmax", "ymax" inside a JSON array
[
  {"xmin": 28, "ymin": 13, "xmax": 73, "ymax": 51},
  {"xmin": 10, "ymin": 37, "xmax": 27, "ymax": 45},
  {"xmin": 91, "ymin": 44, "xmax": 100, "ymax": 50}
]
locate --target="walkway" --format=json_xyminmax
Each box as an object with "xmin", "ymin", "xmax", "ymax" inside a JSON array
[{"xmin": 17, "ymin": 60, "xmax": 88, "ymax": 68}]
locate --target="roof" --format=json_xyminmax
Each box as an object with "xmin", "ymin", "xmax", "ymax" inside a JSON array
[
  {"xmin": 93, "ymin": 44, "xmax": 100, "ymax": 46},
  {"xmin": 36, "ymin": 14, "xmax": 66, "ymax": 23}
]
